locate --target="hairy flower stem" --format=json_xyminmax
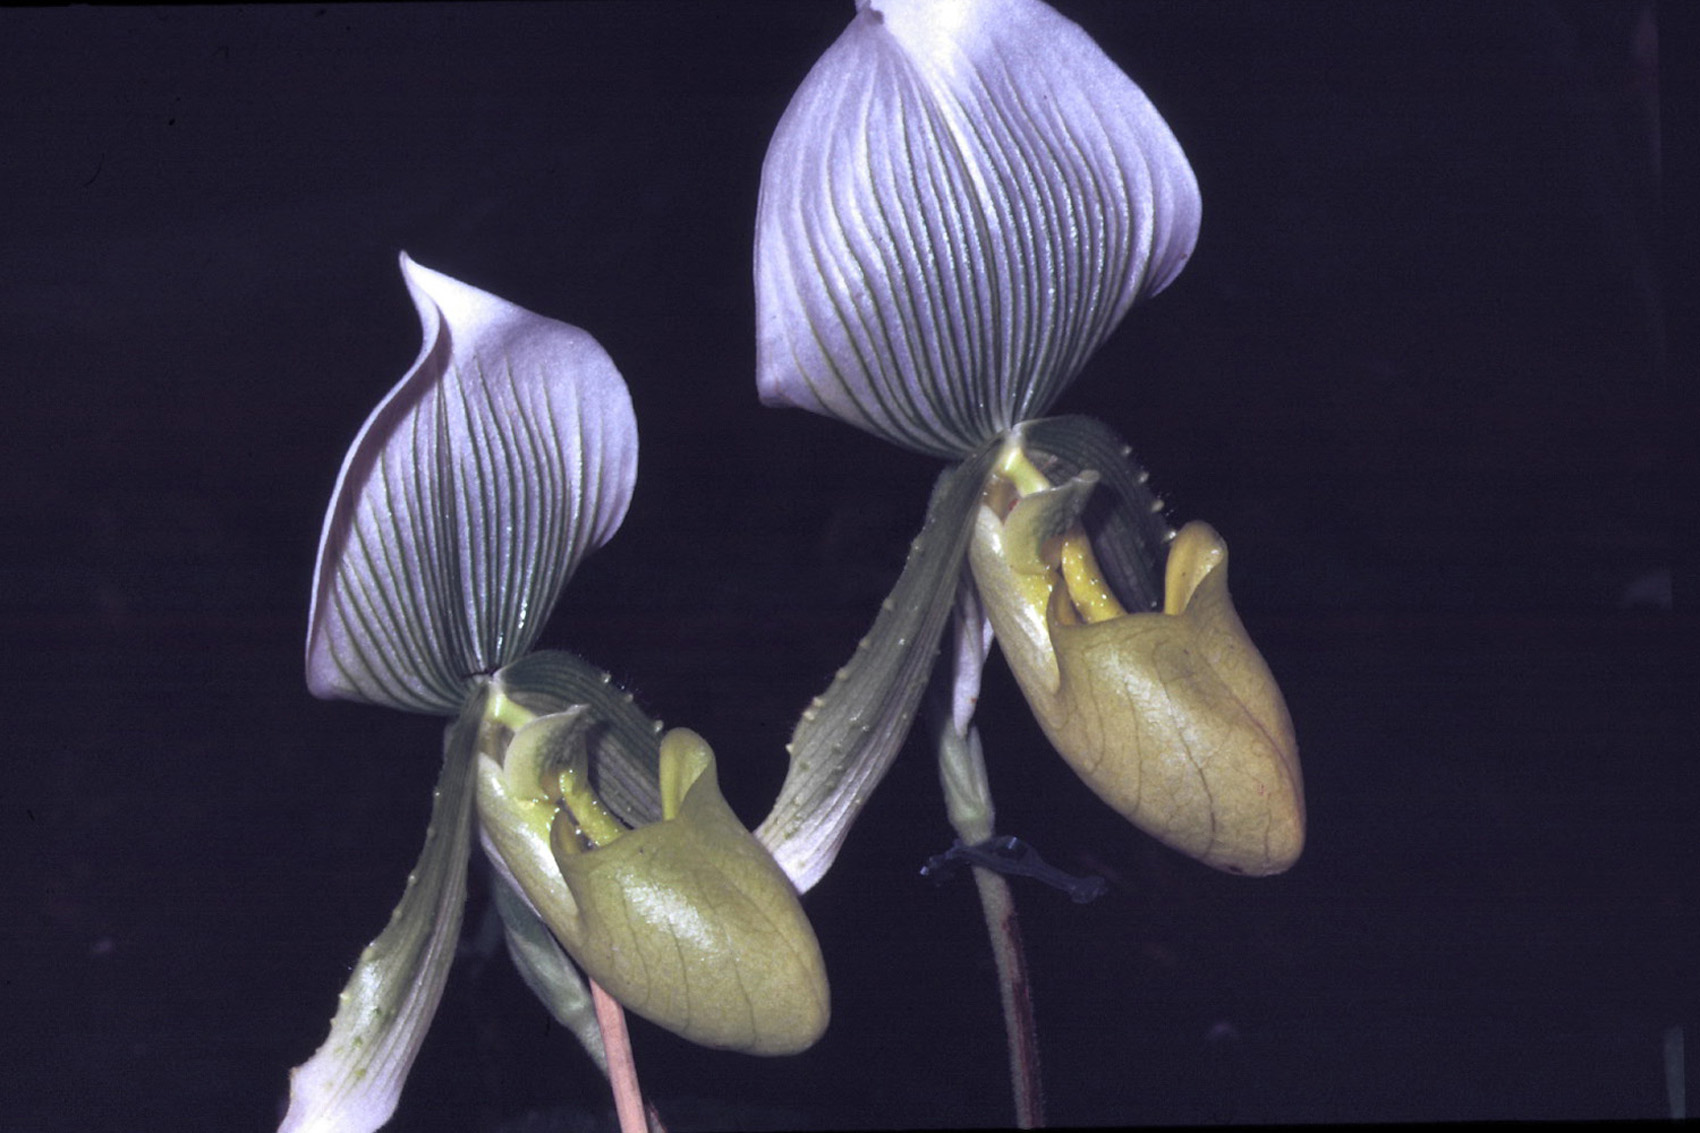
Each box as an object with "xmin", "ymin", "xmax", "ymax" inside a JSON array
[
  {"xmin": 971, "ymin": 865, "xmax": 1045, "ymax": 1127},
  {"xmin": 591, "ymin": 978, "xmax": 648, "ymax": 1133},
  {"xmin": 934, "ymin": 671, "xmax": 1045, "ymax": 1127}
]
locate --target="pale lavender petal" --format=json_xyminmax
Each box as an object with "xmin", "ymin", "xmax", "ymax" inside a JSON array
[
  {"xmin": 755, "ymin": 0, "xmax": 1201, "ymax": 457},
  {"xmin": 947, "ymin": 572, "xmax": 994, "ymax": 740},
  {"xmin": 306, "ymin": 253, "xmax": 637, "ymax": 713}
]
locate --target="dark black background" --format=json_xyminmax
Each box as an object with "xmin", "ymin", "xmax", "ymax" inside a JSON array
[{"xmin": 3, "ymin": 2, "xmax": 1690, "ymax": 1129}]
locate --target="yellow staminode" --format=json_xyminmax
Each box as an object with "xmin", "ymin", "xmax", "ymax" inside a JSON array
[
  {"xmin": 1058, "ymin": 531, "xmax": 1126, "ymax": 624},
  {"xmin": 989, "ymin": 440, "xmax": 1128, "ymax": 627},
  {"xmin": 486, "ymin": 690, "xmax": 625, "ymax": 852}
]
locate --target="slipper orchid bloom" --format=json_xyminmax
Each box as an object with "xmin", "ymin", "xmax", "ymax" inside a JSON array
[
  {"xmin": 752, "ymin": 0, "xmax": 1302, "ymax": 887},
  {"xmin": 285, "ymin": 255, "xmax": 826, "ymax": 1133}
]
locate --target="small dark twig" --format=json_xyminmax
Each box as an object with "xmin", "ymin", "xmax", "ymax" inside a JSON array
[{"xmin": 923, "ymin": 836, "xmax": 1108, "ymax": 903}]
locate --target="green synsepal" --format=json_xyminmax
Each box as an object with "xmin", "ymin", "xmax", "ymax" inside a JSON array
[{"xmin": 489, "ymin": 872, "xmax": 607, "ymax": 1075}]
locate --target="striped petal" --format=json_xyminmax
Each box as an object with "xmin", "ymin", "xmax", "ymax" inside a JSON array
[
  {"xmin": 306, "ymin": 253, "xmax": 637, "ymax": 713},
  {"xmin": 754, "ymin": 0, "xmax": 1200, "ymax": 458}
]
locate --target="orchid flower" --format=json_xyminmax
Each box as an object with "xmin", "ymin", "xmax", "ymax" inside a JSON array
[
  {"xmin": 284, "ymin": 254, "xmax": 826, "ymax": 1133},
  {"xmin": 752, "ymin": 0, "xmax": 1301, "ymax": 897}
]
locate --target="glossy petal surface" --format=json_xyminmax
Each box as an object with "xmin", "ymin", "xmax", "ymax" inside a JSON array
[
  {"xmin": 307, "ymin": 254, "xmax": 636, "ymax": 713},
  {"xmin": 755, "ymin": 0, "xmax": 1200, "ymax": 457}
]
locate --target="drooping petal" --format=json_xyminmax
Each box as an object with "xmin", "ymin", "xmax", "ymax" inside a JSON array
[
  {"xmin": 279, "ymin": 692, "xmax": 482, "ymax": 1133},
  {"xmin": 755, "ymin": 444, "xmax": 997, "ymax": 891},
  {"xmin": 755, "ymin": 0, "xmax": 1201, "ymax": 458},
  {"xmin": 307, "ymin": 253, "xmax": 637, "ymax": 714}
]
